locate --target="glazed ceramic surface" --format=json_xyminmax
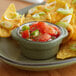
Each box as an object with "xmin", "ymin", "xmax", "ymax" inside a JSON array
[
  {"xmin": 12, "ymin": 22, "xmax": 68, "ymax": 60},
  {"xmin": 0, "ymin": 3, "xmax": 76, "ymax": 71}
]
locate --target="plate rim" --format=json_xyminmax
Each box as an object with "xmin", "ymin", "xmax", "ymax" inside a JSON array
[{"xmin": 0, "ymin": 54, "xmax": 76, "ymax": 66}]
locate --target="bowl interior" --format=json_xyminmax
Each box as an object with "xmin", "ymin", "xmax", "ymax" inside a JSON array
[{"xmin": 17, "ymin": 21, "xmax": 63, "ymax": 43}]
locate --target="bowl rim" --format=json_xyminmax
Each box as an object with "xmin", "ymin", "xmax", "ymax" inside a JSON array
[{"xmin": 16, "ymin": 21, "xmax": 67, "ymax": 44}]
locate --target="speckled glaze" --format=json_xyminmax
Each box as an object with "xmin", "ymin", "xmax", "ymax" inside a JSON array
[{"xmin": 11, "ymin": 22, "xmax": 68, "ymax": 60}]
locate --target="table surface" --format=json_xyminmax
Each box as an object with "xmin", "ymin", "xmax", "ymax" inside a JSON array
[{"xmin": 0, "ymin": 0, "xmax": 76, "ymax": 76}]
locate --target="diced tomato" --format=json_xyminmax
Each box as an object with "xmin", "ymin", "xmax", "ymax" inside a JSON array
[
  {"xmin": 36, "ymin": 22, "xmax": 59, "ymax": 36},
  {"xmin": 36, "ymin": 22, "xmax": 48, "ymax": 34},
  {"xmin": 30, "ymin": 23, "xmax": 37, "ymax": 32},
  {"xmin": 32, "ymin": 39, "xmax": 36, "ymax": 41},
  {"xmin": 51, "ymin": 25, "xmax": 61, "ymax": 37},
  {"xmin": 35, "ymin": 33, "xmax": 51, "ymax": 42},
  {"xmin": 37, "ymin": 22, "xmax": 47, "ymax": 27},
  {"xmin": 47, "ymin": 26, "xmax": 57, "ymax": 36},
  {"xmin": 22, "ymin": 30, "xmax": 30, "ymax": 38}
]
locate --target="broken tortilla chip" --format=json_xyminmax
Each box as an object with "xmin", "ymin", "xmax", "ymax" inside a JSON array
[
  {"xmin": 7, "ymin": 14, "xmax": 25, "ymax": 28},
  {"xmin": 57, "ymin": 40, "xmax": 76, "ymax": 59},
  {"xmin": 47, "ymin": 0, "xmax": 67, "ymax": 8},
  {"xmin": 2, "ymin": 3, "xmax": 16, "ymax": 20},
  {"xmin": 0, "ymin": 26, "xmax": 11, "ymax": 37},
  {"xmin": 20, "ymin": 15, "xmax": 25, "ymax": 25},
  {"xmin": 71, "ymin": 25, "xmax": 76, "ymax": 40},
  {"xmin": 62, "ymin": 25, "xmax": 74, "ymax": 44},
  {"xmin": 0, "ymin": 3, "xmax": 25, "ymax": 30}
]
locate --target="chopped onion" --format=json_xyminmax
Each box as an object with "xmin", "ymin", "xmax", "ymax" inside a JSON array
[
  {"xmin": 0, "ymin": 21, "xmax": 12, "ymax": 29},
  {"xmin": 32, "ymin": 13, "xmax": 40, "ymax": 18},
  {"xmin": 45, "ymin": 6, "xmax": 55, "ymax": 12},
  {"xmin": 60, "ymin": 15, "xmax": 72, "ymax": 23},
  {"xmin": 57, "ymin": 3, "xmax": 73, "ymax": 14},
  {"xmin": 38, "ymin": 12, "xmax": 46, "ymax": 15},
  {"xmin": 65, "ymin": 4, "xmax": 69, "ymax": 9},
  {"xmin": 57, "ymin": 8, "xmax": 73, "ymax": 14},
  {"xmin": 28, "ymin": 8, "xmax": 37, "ymax": 14},
  {"xmin": 45, "ymin": 8, "xmax": 51, "ymax": 12},
  {"xmin": 4, "ymin": 15, "xmax": 13, "ymax": 20},
  {"xmin": 4, "ymin": 13, "xmax": 21, "ymax": 20},
  {"xmin": 56, "ymin": 22, "xmax": 69, "ymax": 28}
]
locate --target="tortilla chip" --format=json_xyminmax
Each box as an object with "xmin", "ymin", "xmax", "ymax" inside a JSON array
[
  {"xmin": 47, "ymin": 0, "xmax": 56, "ymax": 3},
  {"xmin": 62, "ymin": 0, "xmax": 72, "ymax": 4},
  {"xmin": 0, "ymin": 26, "xmax": 11, "ymax": 37},
  {"xmin": 57, "ymin": 41, "xmax": 76, "ymax": 59},
  {"xmin": 56, "ymin": 0, "xmax": 67, "ymax": 8},
  {"xmin": 47, "ymin": 0, "xmax": 67, "ymax": 8},
  {"xmin": 20, "ymin": 15, "xmax": 25, "ymax": 25},
  {"xmin": 0, "ymin": 3, "xmax": 25, "ymax": 30},
  {"xmin": 71, "ymin": 25, "xmax": 76, "ymax": 40},
  {"xmin": 62, "ymin": 25, "xmax": 74, "ymax": 43},
  {"xmin": 2, "ymin": 3, "xmax": 16, "ymax": 20}
]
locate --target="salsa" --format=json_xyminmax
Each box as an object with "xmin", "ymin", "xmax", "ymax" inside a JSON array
[{"xmin": 20, "ymin": 22, "xmax": 60, "ymax": 42}]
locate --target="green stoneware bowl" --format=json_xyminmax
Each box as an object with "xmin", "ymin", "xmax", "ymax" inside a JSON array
[{"xmin": 11, "ymin": 21, "xmax": 68, "ymax": 60}]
